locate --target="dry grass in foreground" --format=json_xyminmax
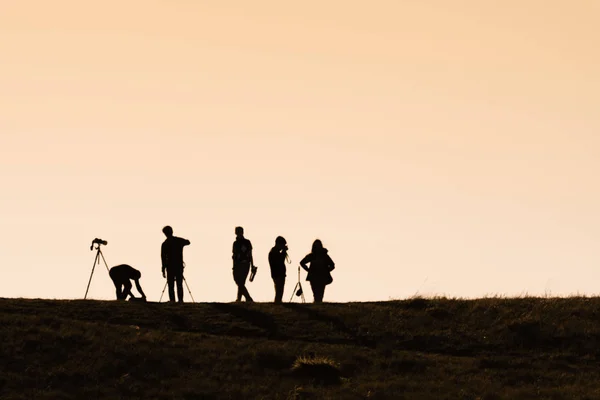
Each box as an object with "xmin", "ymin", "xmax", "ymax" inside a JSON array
[{"xmin": 2, "ymin": 297, "xmax": 600, "ymax": 399}]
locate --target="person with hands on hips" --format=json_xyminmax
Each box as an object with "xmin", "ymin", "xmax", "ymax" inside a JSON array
[{"xmin": 300, "ymin": 239, "xmax": 335, "ymax": 303}]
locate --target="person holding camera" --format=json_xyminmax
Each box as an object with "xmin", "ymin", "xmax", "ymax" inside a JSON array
[
  {"xmin": 161, "ymin": 226, "xmax": 191, "ymax": 303},
  {"xmin": 268, "ymin": 236, "xmax": 288, "ymax": 303},
  {"xmin": 109, "ymin": 264, "xmax": 147, "ymax": 301},
  {"xmin": 300, "ymin": 239, "xmax": 335, "ymax": 303},
  {"xmin": 232, "ymin": 226, "xmax": 254, "ymax": 302}
]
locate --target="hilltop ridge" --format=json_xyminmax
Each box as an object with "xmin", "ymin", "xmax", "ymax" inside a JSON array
[{"xmin": 2, "ymin": 297, "xmax": 600, "ymax": 399}]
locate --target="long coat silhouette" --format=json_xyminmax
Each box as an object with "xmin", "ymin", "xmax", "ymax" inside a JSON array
[{"xmin": 300, "ymin": 240, "xmax": 335, "ymax": 303}]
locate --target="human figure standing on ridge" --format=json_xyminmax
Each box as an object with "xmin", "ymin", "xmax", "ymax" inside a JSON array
[
  {"xmin": 300, "ymin": 239, "xmax": 335, "ymax": 303},
  {"xmin": 161, "ymin": 226, "xmax": 191, "ymax": 303},
  {"xmin": 268, "ymin": 236, "xmax": 288, "ymax": 303},
  {"xmin": 232, "ymin": 226, "xmax": 254, "ymax": 302},
  {"xmin": 109, "ymin": 264, "xmax": 147, "ymax": 301}
]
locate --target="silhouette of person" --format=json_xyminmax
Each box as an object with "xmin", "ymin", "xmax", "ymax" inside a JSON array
[
  {"xmin": 269, "ymin": 236, "xmax": 288, "ymax": 303},
  {"xmin": 300, "ymin": 239, "xmax": 335, "ymax": 303},
  {"xmin": 109, "ymin": 264, "xmax": 147, "ymax": 301},
  {"xmin": 232, "ymin": 226, "xmax": 254, "ymax": 302},
  {"xmin": 161, "ymin": 226, "xmax": 191, "ymax": 303}
]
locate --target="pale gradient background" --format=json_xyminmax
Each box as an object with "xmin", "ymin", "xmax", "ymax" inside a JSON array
[{"xmin": 1, "ymin": 1, "xmax": 599, "ymax": 302}]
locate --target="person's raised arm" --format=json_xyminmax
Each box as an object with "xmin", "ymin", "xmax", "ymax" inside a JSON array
[{"xmin": 300, "ymin": 254, "xmax": 311, "ymax": 272}]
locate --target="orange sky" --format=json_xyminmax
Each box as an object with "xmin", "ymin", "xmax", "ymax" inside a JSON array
[{"xmin": 1, "ymin": 1, "xmax": 599, "ymax": 302}]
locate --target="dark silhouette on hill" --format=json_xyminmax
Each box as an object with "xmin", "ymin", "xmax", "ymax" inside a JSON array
[
  {"xmin": 232, "ymin": 226, "xmax": 254, "ymax": 302},
  {"xmin": 161, "ymin": 226, "xmax": 190, "ymax": 303},
  {"xmin": 300, "ymin": 239, "xmax": 335, "ymax": 303},
  {"xmin": 268, "ymin": 236, "xmax": 288, "ymax": 303},
  {"xmin": 108, "ymin": 264, "xmax": 146, "ymax": 301}
]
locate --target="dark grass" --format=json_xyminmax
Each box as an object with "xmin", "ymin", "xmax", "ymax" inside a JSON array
[
  {"xmin": 291, "ymin": 355, "xmax": 342, "ymax": 385},
  {"xmin": 2, "ymin": 297, "xmax": 600, "ymax": 399}
]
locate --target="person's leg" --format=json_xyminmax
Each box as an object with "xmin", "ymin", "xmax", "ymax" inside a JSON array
[
  {"xmin": 310, "ymin": 281, "xmax": 318, "ymax": 303},
  {"xmin": 310, "ymin": 282, "xmax": 324, "ymax": 303},
  {"xmin": 281, "ymin": 277, "xmax": 286, "ymax": 302},
  {"xmin": 240, "ymin": 265, "xmax": 252, "ymax": 301},
  {"xmin": 234, "ymin": 264, "xmax": 252, "ymax": 301},
  {"xmin": 111, "ymin": 276, "xmax": 123, "ymax": 300},
  {"xmin": 176, "ymin": 271, "xmax": 184, "ymax": 303},
  {"xmin": 167, "ymin": 269, "xmax": 176, "ymax": 302},
  {"xmin": 122, "ymin": 280, "xmax": 133, "ymax": 300},
  {"xmin": 274, "ymin": 277, "xmax": 284, "ymax": 303},
  {"xmin": 233, "ymin": 268, "xmax": 242, "ymax": 301},
  {"xmin": 240, "ymin": 286, "xmax": 253, "ymax": 302},
  {"xmin": 115, "ymin": 284, "xmax": 124, "ymax": 300}
]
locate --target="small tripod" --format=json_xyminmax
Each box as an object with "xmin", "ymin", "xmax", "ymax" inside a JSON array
[
  {"xmin": 289, "ymin": 266, "xmax": 306, "ymax": 303},
  {"xmin": 84, "ymin": 239, "xmax": 110, "ymax": 299},
  {"xmin": 159, "ymin": 276, "xmax": 196, "ymax": 303}
]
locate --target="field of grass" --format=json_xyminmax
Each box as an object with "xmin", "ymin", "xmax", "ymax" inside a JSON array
[{"xmin": 2, "ymin": 297, "xmax": 600, "ymax": 399}]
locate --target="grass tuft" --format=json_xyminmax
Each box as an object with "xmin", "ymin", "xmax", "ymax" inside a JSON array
[{"xmin": 291, "ymin": 355, "xmax": 342, "ymax": 385}]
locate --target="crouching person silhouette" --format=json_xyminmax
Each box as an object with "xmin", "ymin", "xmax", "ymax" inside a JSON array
[
  {"xmin": 300, "ymin": 240, "xmax": 335, "ymax": 303},
  {"xmin": 109, "ymin": 264, "xmax": 147, "ymax": 301}
]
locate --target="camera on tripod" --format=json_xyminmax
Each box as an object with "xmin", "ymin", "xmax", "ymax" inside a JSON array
[
  {"xmin": 85, "ymin": 237, "xmax": 110, "ymax": 299},
  {"xmin": 90, "ymin": 238, "xmax": 108, "ymax": 250}
]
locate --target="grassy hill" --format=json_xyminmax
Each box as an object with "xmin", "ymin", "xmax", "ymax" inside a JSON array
[{"xmin": 2, "ymin": 297, "xmax": 600, "ymax": 399}]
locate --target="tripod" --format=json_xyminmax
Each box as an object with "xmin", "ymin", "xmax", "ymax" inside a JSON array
[
  {"xmin": 84, "ymin": 240, "xmax": 110, "ymax": 299},
  {"xmin": 159, "ymin": 276, "xmax": 196, "ymax": 303},
  {"xmin": 289, "ymin": 266, "xmax": 306, "ymax": 303}
]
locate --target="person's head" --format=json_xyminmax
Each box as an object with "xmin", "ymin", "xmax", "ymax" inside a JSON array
[
  {"xmin": 133, "ymin": 270, "xmax": 141, "ymax": 280},
  {"xmin": 235, "ymin": 226, "xmax": 244, "ymax": 238},
  {"xmin": 311, "ymin": 239, "xmax": 323, "ymax": 253},
  {"xmin": 275, "ymin": 236, "xmax": 287, "ymax": 249},
  {"xmin": 162, "ymin": 225, "xmax": 173, "ymax": 238}
]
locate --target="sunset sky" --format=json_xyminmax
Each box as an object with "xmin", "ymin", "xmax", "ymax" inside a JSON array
[{"xmin": 1, "ymin": 1, "xmax": 599, "ymax": 302}]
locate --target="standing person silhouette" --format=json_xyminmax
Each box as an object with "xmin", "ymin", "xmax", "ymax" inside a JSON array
[
  {"xmin": 232, "ymin": 226, "xmax": 254, "ymax": 302},
  {"xmin": 161, "ymin": 226, "xmax": 191, "ymax": 303},
  {"xmin": 268, "ymin": 236, "xmax": 288, "ymax": 303},
  {"xmin": 109, "ymin": 264, "xmax": 147, "ymax": 301},
  {"xmin": 300, "ymin": 239, "xmax": 335, "ymax": 303}
]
